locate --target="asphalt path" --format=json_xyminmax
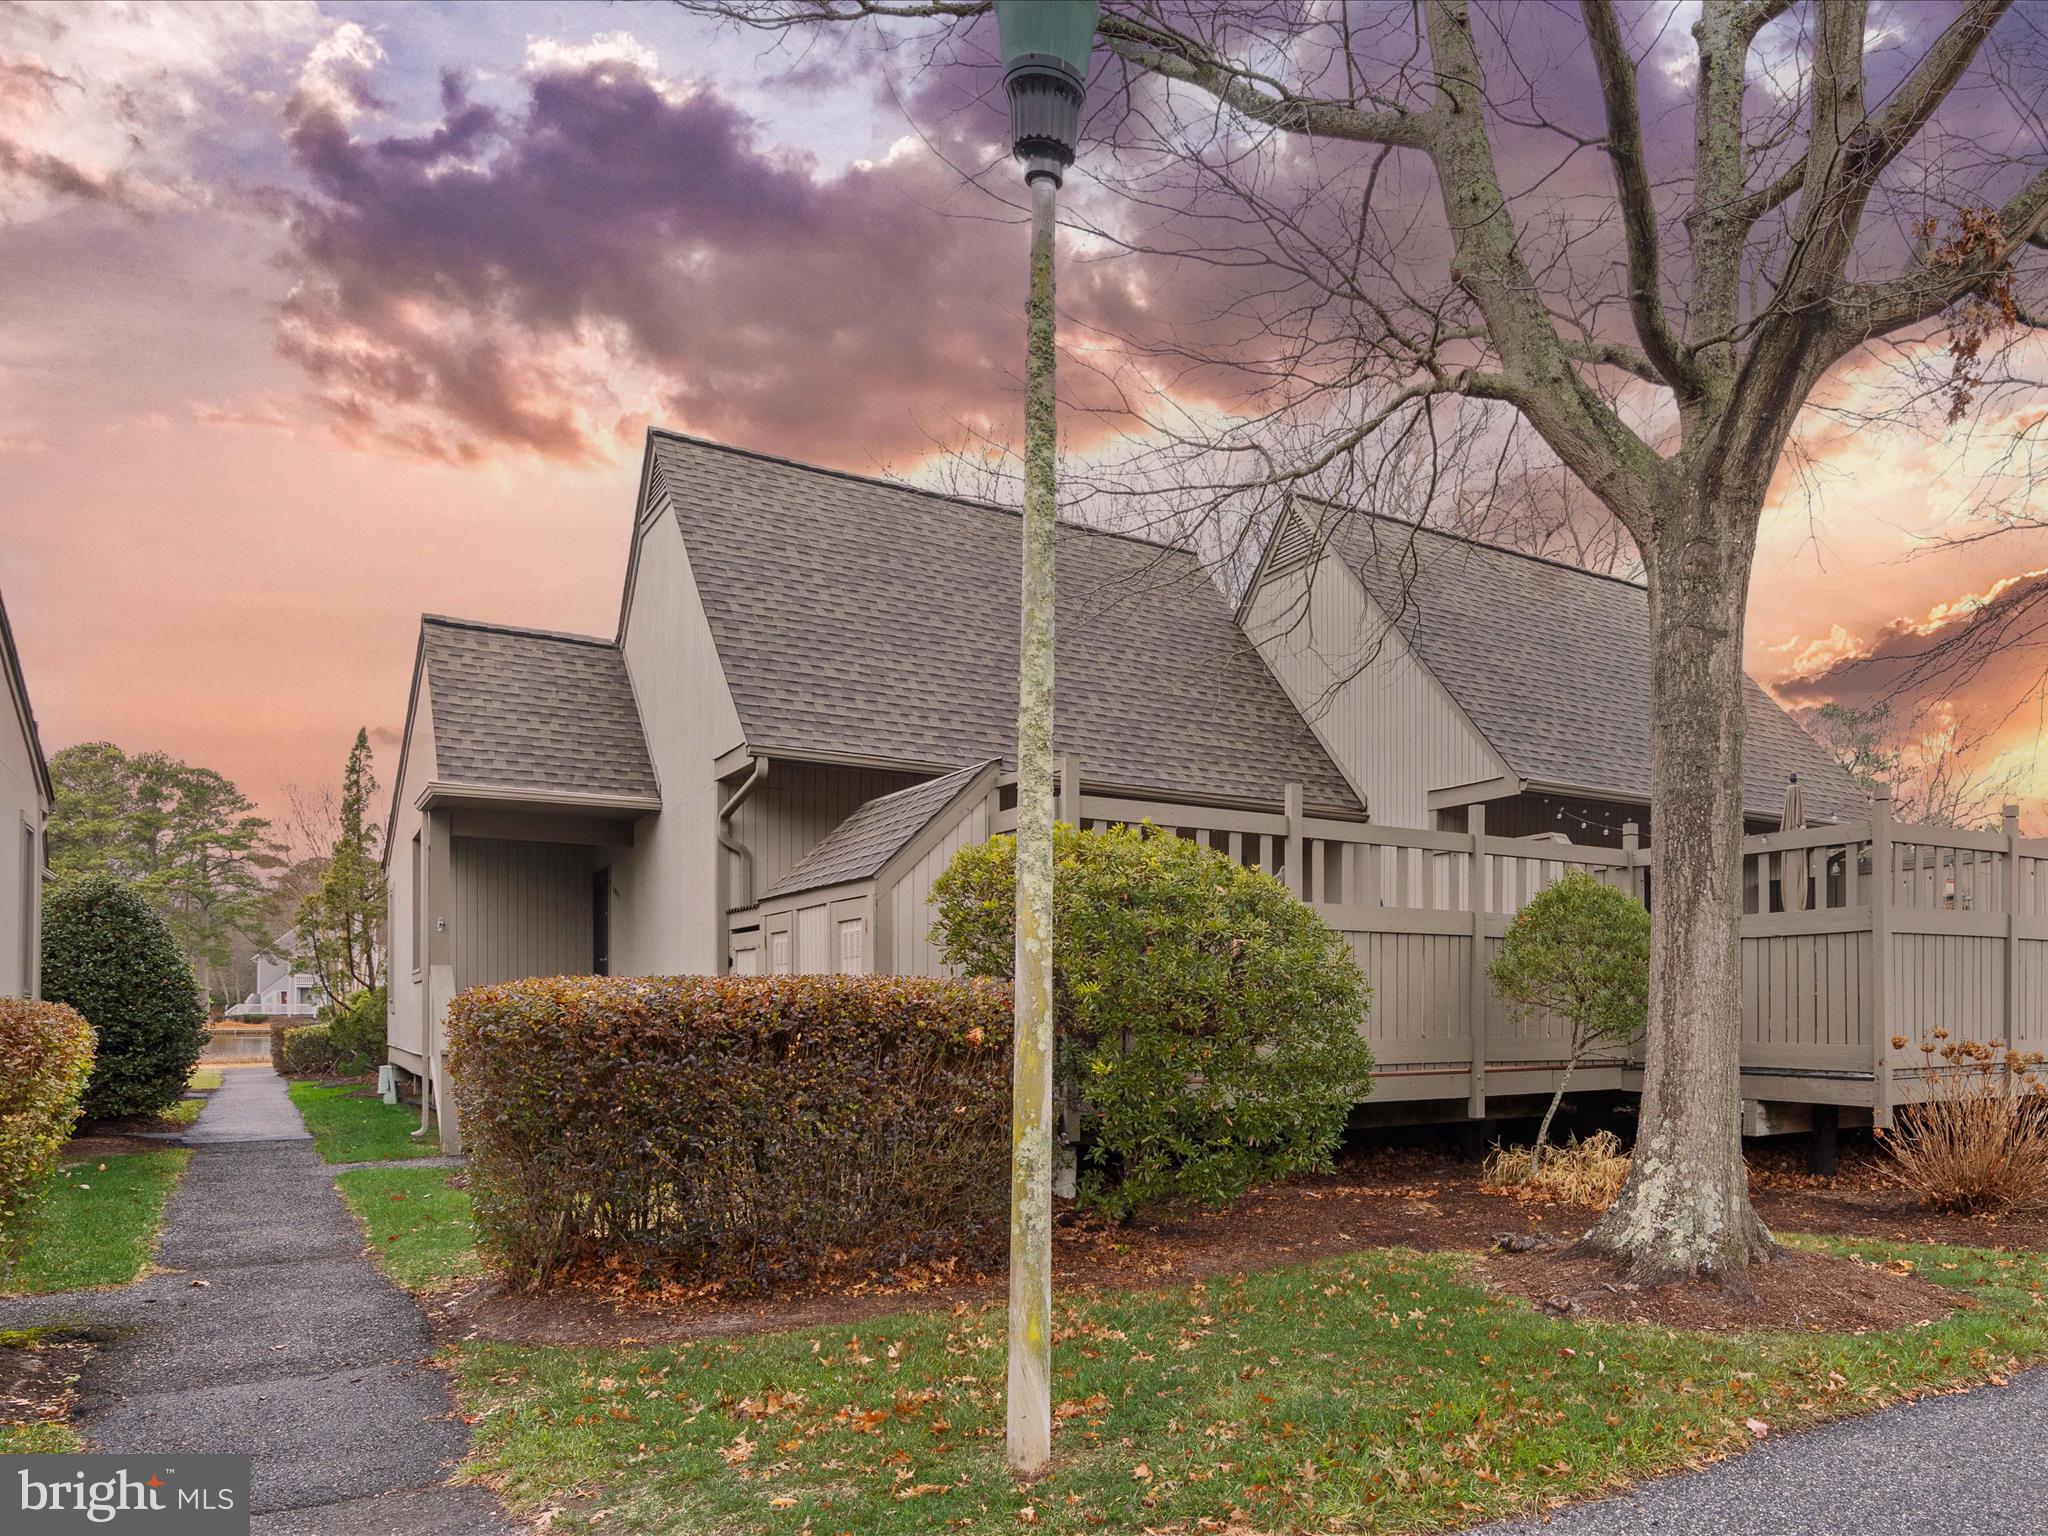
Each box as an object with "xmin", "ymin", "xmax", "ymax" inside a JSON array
[{"xmin": 0, "ymin": 1067, "xmax": 513, "ymax": 1533}]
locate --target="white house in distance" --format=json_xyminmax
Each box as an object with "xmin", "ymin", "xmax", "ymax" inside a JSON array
[
  {"xmin": 0, "ymin": 585, "xmax": 53, "ymax": 1000},
  {"xmin": 225, "ymin": 935, "xmax": 322, "ymax": 1019},
  {"xmin": 383, "ymin": 430, "xmax": 1874, "ymax": 1150}
]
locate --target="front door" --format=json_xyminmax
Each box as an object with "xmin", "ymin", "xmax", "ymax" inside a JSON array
[{"xmin": 592, "ymin": 869, "xmax": 610, "ymax": 976}]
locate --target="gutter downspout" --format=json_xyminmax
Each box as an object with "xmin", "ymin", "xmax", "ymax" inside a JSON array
[{"xmin": 716, "ymin": 756, "xmax": 768, "ymax": 970}]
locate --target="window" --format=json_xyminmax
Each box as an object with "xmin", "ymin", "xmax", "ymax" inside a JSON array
[{"xmin": 410, "ymin": 831, "xmax": 424, "ymax": 978}]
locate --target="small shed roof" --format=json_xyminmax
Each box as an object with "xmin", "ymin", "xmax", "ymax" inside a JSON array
[
  {"xmin": 419, "ymin": 616, "xmax": 659, "ymax": 801},
  {"xmin": 649, "ymin": 432, "xmax": 1363, "ymax": 816},
  {"xmin": 1313, "ymin": 510, "xmax": 1865, "ymax": 821},
  {"xmin": 763, "ymin": 761, "xmax": 995, "ymax": 900}
]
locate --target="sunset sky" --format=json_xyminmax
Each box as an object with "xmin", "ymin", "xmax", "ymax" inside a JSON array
[{"xmin": 3, "ymin": 0, "xmax": 2044, "ymax": 832}]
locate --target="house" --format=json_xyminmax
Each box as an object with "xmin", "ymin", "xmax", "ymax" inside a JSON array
[
  {"xmin": 0, "ymin": 584, "xmax": 53, "ymax": 1000},
  {"xmin": 1238, "ymin": 500, "xmax": 1862, "ymax": 837},
  {"xmin": 225, "ymin": 937, "xmax": 323, "ymax": 1019},
  {"xmin": 383, "ymin": 430, "xmax": 1867, "ymax": 1144}
]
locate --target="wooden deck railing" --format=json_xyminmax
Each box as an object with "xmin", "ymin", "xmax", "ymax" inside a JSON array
[{"xmin": 994, "ymin": 771, "xmax": 2044, "ymax": 1120}]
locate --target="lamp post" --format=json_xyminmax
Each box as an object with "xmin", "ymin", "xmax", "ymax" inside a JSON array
[{"xmin": 994, "ymin": 0, "xmax": 1095, "ymax": 1480}]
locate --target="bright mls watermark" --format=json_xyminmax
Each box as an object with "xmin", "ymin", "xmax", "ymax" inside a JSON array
[{"xmin": 4, "ymin": 1456, "xmax": 249, "ymax": 1533}]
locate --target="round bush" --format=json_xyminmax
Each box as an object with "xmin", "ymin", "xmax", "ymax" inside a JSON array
[
  {"xmin": 0, "ymin": 999, "xmax": 96, "ymax": 1275},
  {"xmin": 280, "ymin": 1022, "xmax": 342, "ymax": 1077},
  {"xmin": 324, "ymin": 985, "xmax": 387, "ymax": 1072},
  {"xmin": 42, "ymin": 877, "xmax": 207, "ymax": 1121},
  {"xmin": 931, "ymin": 822, "xmax": 1375, "ymax": 1217}
]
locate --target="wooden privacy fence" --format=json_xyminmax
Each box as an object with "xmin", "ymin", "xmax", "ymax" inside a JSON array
[{"xmin": 997, "ymin": 773, "xmax": 2047, "ymax": 1123}]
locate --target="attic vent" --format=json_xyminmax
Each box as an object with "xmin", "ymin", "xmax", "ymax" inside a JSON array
[{"xmin": 1263, "ymin": 511, "xmax": 1319, "ymax": 577}]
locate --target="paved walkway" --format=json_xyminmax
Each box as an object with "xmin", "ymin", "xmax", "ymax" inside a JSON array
[
  {"xmin": 1481, "ymin": 1367, "xmax": 2048, "ymax": 1535},
  {"xmin": 0, "ymin": 1069, "xmax": 513, "ymax": 1534}
]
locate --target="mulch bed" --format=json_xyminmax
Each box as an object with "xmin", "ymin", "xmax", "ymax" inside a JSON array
[
  {"xmin": 0, "ymin": 1329, "xmax": 98, "ymax": 1438},
  {"xmin": 429, "ymin": 1142, "xmax": 2031, "ymax": 1349},
  {"xmin": 1481, "ymin": 1242, "xmax": 1958, "ymax": 1332}
]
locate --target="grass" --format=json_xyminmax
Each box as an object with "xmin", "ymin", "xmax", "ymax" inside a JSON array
[
  {"xmin": 158, "ymin": 1097, "xmax": 205, "ymax": 1127},
  {"xmin": 188, "ymin": 1066, "xmax": 225, "ymax": 1092},
  {"xmin": 335, "ymin": 1167, "xmax": 483, "ymax": 1291},
  {"xmin": 4, "ymin": 1150, "xmax": 190, "ymax": 1294},
  {"xmin": 288, "ymin": 1079, "xmax": 443, "ymax": 1164},
  {"xmin": 0, "ymin": 1421, "xmax": 82, "ymax": 1453},
  {"xmin": 448, "ymin": 1239, "xmax": 2048, "ymax": 1535},
  {"xmin": 1482, "ymin": 1130, "xmax": 1631, "ymax": 1209}
]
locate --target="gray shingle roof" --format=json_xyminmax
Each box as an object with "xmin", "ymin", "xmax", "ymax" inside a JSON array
[
  {"xmin": 764, "ymin": 761, "xmax": 995, "ymax": 899},
  {"xmin": 421, "ymin": 617, "xmax": 658, "ymax": 800},
  {"xmin": 1320, "ymin": 512, "xmax": 1866, "ymax": 821},
  {"xmin": 650, "ymin": 432, "xmax": 1363, "ymax": 815}
]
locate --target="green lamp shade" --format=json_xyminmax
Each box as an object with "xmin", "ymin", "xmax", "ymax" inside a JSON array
[
  {"xmin": 995, "ymin": 0, "xmax": 1099, "ymax": 83},
  {"xmin": 994, "ymin": 0, "xmax": 1097, "ymax": 173}
]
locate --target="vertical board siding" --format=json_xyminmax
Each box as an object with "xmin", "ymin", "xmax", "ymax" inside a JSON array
[
  {"xmin": 1244, "ymin": 560, "xmax": 1506, "ymax": 828},
  {"xmin": 888, "ymin": 797, "xmax": 993, "ymax": 977},
  {"xmin": 451, "ymin": 837, "xmax": 595, "ymax": 990}
]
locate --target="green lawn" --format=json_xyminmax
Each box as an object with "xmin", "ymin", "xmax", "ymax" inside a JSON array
[
  {"xmin": 0, "ymin": 1421, "xmax": 82, "ymax": 1453},
  {"xmin": 335, "ymin": 1167, "xmax": 483, "ymax": 1290},
  {"xmin": 4, "ymin": 1150, "xmax": 190, "ymax": 1294},
  {"xmin": 288, "ymin": 1080, "xmax": 443, "ymax": 1164},
  {"xmin": 188, "ymin": 1066, "xmax": 225, "ymax": 1092},
  {"xmin": 449, "ymin": 1239, "xmax": 2048, "ymax": 1535}
]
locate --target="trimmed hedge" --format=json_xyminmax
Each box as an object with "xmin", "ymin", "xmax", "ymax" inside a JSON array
[
  {"xmin": 932, "ymin": 823, "xmax": 1375, "ymax": 1217},
  {"xmin": 280, "ymin": 1023, "xmax": 342, "ymax": 1077},
  {"xmin": 43, "ymin": 877, "xmax": 206, "ymax": 1122},
  {"xmin": 447, "ymin": 975, "xmax": 1012, "ymax": 1291},
  {"xmin": 0, "ymin": 1000, "xmax": 96, "ymax": 1276},
  {"xmin": 269, "ymin": 1019, "xmax": 290, "ymax": 1075}
]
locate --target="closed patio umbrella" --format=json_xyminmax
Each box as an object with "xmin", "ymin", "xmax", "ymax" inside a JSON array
[{"xmin": 1781, "ymin": 773, "xmax": 1809, "ymax": 912}]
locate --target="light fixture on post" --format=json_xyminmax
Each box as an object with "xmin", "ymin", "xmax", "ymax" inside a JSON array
[{"xmin": 992, "ymin": 0, "xmax": 1096, "ymax": 1482}]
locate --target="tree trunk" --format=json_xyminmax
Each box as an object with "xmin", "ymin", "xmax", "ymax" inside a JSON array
[
  {"xmin": 1573, "ymin": 491, "xmax": 1780, "ymax": 1293},
  {"xmin": 1529, "ymin": 1055, "xmax": 1576, "ymax": 1179}
]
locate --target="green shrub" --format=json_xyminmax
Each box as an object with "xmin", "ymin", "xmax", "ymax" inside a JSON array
[
  {"xmin": 280, "ymin": 1023, "xmax": 342, "ymax": 1077},
  {"xmin": 447, "ymin": 975, "xmax": 1011, "ymax": 1291},
  {"xmin": 1488, "ymin": 870, "xmax": 1650, "ymax": 1172},
  {"xmin": 269, "ymin": 1019, "xmax": 290, "ymax": 1075},
  {"xmin": 0, "ymin": 1000, "xmax": 96, "ymax": 1276},
  {"xmin": 931, "ymin": 823, "xmax": 1374, "ymax": 1218},
  {"xmin": 325, "ymin": 986, "xmax": 387, "ymax": 1071},
  {"xmin": 42, "ymin": 877, "xmax": 206, "ymax": 1122}
]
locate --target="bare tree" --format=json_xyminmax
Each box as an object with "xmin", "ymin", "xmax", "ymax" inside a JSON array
[{"xmin": 686, "ymin": 0, "xmax": 2048, "ymax": 1290}]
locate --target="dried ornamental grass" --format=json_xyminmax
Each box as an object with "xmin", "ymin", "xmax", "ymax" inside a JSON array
[
  {"xmin": 1482, "ymin": 1129, "xmax": 1630, "ymax": 1209},
  {"xmin": 1881, "ymin": 1028, "xmax": 2048, "ymax": 1215}
]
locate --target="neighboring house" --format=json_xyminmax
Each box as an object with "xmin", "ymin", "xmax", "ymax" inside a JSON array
[
  {"xmin": 225, "ymin": 936, "xmax": 323, "ymax": 1018},
  {"xmin": 0, "ymin": 585, "xmax": 53, "ymax": 1000},
  {"xmin": 1238, "ymin": 501, "xmax": 1862, "ymax": 837},
  {"xmin": 382, "ymin": 430, "xmax": 1868, "ymax": 1143}
]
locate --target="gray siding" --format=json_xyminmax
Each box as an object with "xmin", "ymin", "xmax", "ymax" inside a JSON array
[
  {"xmin": 451, "ymin": 836, "xmax": 595, "ymax": 989},
  {"xmin": 0, "ymin": 697, "xmax": 41, "ymax": 999},
  {"xmin": 1244, "ymin": 559, "xmax": 1502, "ymax": 828},
  {"xmin": 887, "ymin": 793, "xmax": 993, "ymax": 976},
  {"xmin": 386, "ymin": 673, "xmax": 439, "ymax": 1065},
  {"xmin": 610, "ymin": 503, "xmax": 747, "ymax": 974}
]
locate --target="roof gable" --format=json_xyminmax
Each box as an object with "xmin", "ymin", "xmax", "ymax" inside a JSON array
[
  {"xmin": 648, "ymin": 432, "xmax": 1363, "ymax": 815},
  {"xmin": 418, "ymin": 617, "xmax": 659, "ymax": 801},
  {"xmin": 0, "ymin": 586, "xmax": 53, "ymax": 808},
  {"xmin": 1288, "ymin": 509, "xmax": 1866, "ymax": 820}
]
